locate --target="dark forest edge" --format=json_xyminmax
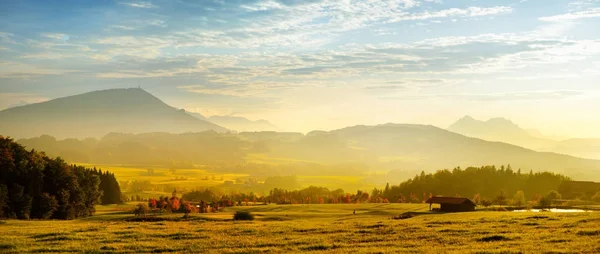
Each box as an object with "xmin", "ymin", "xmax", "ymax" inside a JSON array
[{"xmin": 0, "ymin": 137, "xmax": 122, "ymax": 220}]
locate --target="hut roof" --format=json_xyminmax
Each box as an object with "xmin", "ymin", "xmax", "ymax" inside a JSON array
[{"xmin": 426, "ymin": 197, "xmax": 476, "ymax": 206}]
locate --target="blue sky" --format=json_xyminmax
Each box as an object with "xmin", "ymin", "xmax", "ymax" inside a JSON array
[{"xmin": 1, "ymin": 0, "xmax": 600, "ymax": 136}]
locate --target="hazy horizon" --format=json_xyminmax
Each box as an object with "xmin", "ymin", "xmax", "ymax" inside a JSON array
[{"xmin": 1, "ymin": 0, "xmax": 600, "ymax": 137}]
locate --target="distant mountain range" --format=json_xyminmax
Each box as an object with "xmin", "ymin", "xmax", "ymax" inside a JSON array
[
  {"xmin": 207, "ymin": 116, "xmax": 279, "ymax": 132},
  {"xmin": 3, "ymin": 88, "xmax": 600, "ymax": 181},
  {"xmin": 448, "ymin": 115, "xmax": 554, "ymax": 149},
  {"xmin": 448, "ymin": 115, "xmax": 600, "ymax": 160},
  {"xmin": 0, "ymin": 88, "xmax": 227, "ymax": 139},
  {"xmin": 16, "ymin": 123, "xmax": 600, "ymax": 181},
  {"xmin": 186, "ymin": 113, "xmax": 279, "ymax": 132}
]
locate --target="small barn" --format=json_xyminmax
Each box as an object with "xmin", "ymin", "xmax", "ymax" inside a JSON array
[{"xmin": 426, "ymin": 197, "xmax": 476, "ymax": 212}]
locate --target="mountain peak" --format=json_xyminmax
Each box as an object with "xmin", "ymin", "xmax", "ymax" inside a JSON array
[
  {"xmin": 0, "ymin": 88, "xmax": 227, "ymax": 138},
  {"xmin": 453, "ymin": 115, "xmax": 478, "ymax": 124},
  {"xmin": 486, "ymin": 117, "xmax": 516, "ymax": 125},
  {"xmin": 447, "ymin": 115, "xmax": 549, "ymax": 149},
  {"xmin": 460, "ymin": 115, "xmax": 476, "ymax": 121}
]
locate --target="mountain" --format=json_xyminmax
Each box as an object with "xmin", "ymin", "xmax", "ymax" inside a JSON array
[
  {"xmin": 187, "ymin": 112, "xmax": 208, "ymax": 121},
  {"xmin": 448, "ymin": 116, "xmax": 554, "ymax": 150},
  {"xmin": 321, "ymin": 124, "xmax": 600, "ymax": 180},
  {"xmin": 18, "ymin": 123, "xmax": 600, "ymax": 181},
  {"xmin": 0, "ymin": 88, "xmax": 227, "ymax": 139},
  {"xmin": 447, "ymin": 116, "xmax": 600, "ymax": 160},
  {"xmin": 205, "ymin": 115, "xmax": 279, "ymax": 132}
]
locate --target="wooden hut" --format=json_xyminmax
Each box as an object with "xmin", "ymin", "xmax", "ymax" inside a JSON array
[{"xmin": 426, "ymin": 197, "xmax": 476, "ymax": 212}]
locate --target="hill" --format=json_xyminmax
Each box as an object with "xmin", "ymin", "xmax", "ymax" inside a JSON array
[
  {"xmin": 447, "ymin": 116, "xmax": 554, "ymax": 150},
  {"xmin": 319, "ymin": 124, "xmax": 600, "ymax": 180},
  {"xmin": 205, "ymin": 115, "xmax": 279, "ymax": 132},
  {"xmin": 16, "ymin": 123, "xmax": 600, "ymax": 181},
  {"xmin": 0, "ymin": 88, "xmax": 227, "ymax": 139},
  {"xmin": 550, "ymin": 138, "xmax": 600, "ymax": 160}
]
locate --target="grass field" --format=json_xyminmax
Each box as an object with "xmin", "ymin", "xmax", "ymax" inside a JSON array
[
  {"xmin": 75, "ymin": 162, "xmax": 377, "ymax": 197},
  {"xmin": 1, "ymin": 204, "xmax": 599, "ymax": 253}
]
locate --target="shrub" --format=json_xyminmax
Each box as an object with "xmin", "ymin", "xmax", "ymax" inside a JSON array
[
  {"xmin": 478, "ymin": 235, "xmax": 511, "ymax": 242},
  {"xmin": 538, "ymin": 197, "xmax": 551, "ymax": 208},
  {"xmin": 392, "ymin": 213, "xmax": 413, "ymax": 220},
  {"xmin": 546, "ymin": 190, "xmax": 562, "ymax": 201},
  {"xmin": 481, "ymin": 199, "xmax": 493, "ymax": 207},
  {"xmin": 233, "ymin": 211, "xmax": 254, "ymax": 221},
  {"xmin": 133, "ymin": 203, "xmax": 150, "ymax": 217}
]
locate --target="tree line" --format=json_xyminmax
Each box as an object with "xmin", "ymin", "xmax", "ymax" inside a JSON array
[
  {"xmin": 174, "ymin": 166, "xmax": 581, "ymax": 206},
  {"xmin": 375, "ymin": 165, "xmax": 570, "ymax": 203},
  {"xmin": 0, "ymin": 136, "xmax": 122, "ymax": 220}
]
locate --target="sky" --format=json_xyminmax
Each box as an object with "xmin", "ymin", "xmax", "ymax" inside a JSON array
[{"xmin": 1, "ymin": 0, "xmax": 600, "ymax": 137}]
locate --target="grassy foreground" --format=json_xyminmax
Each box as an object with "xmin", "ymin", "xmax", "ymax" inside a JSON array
[{"xmin": 0, "ymin": 204, "xmax": 599, "ymax": 253}]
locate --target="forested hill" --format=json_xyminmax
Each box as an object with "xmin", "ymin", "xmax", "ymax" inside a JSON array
[
  {"xmin": 0, "ymin": 88, "xmax": 227, "ymax": 139},
  {"xmin": 13, "ymin": 123, "xmax": 600, "ymax": 181},
  {"xmin": 378, "ymin": 165, "xmax": 570, "ymax": 203},
  {"xmin": 0, "ymin": 136, "xmax": 121, "ymax": 220}
]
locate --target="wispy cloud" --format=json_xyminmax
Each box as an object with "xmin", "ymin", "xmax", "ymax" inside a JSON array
[
  {"xmin": 120, "ymin": 1, "xmax": 157, "ymax": 8},
  {"xmin": 539, "ymin": 8, "xmax": 600, "ymax": 21},
  {"xmin": 381, "ymin": 90, "xmax": 584, "ymax": 101}
]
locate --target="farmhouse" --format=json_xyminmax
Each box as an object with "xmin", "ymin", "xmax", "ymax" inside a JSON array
[{"xmin": 426, "ymin": 197, "xmax": 476, "ymax": 212}]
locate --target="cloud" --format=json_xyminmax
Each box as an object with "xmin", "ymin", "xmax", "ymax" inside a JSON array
[
  {"xmin": 41, "ymin": 33, "xmax": 69, "ymax": 41},
  {"xmin": 169, "ymin": 3, "xmax": 513, "ymax": 49},
  {"xmin": 240, "ymin": 0, "xmax": 285, "ymax": 11},
  {"xmin": 380, "ymin": 90, "xmax": 585, "ymax": 101},
  {"xmin": 387, "ymin": 6, "xmax": 513, "ymax": 23},
  {"xmin": 539, "ymin": 8, "xmax": 600, "ymax": 22},
  {"xmin": 364, "ymin": 85, "xmax": 409, "ymax": 90},
  {"xmin": 0, "ymin": 61, "xmax": 78, "ymax": 78},
  {"xmin": 120, "ymin": 1, "xmax": 157, "ymax": 8},
  {"xmin": 178, "ymin": 81, "xmax": 305, "ymax": 98}
]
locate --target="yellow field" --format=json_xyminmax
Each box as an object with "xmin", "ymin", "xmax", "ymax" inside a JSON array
[
  {"xmin": 1, "ymin": 204, "xmax": 599, "ymax": 253},
  {"xmin": 75, "ymin": 161, "xmax": 378, "ymax": 197},
  {"xmin": 76, "ymin": 163, "xmax": 247, "ymax": 195},
  {"xmin": 245, "ymin": 153, "xmax": 317, "ymax": 165}
]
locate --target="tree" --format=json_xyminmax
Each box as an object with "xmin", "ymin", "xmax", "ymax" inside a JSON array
[
  {"xmin": 494, "ymin": 191, "xmax": 507, "ymax": 206},
  {"xmin": 538, "ymin": 197, "xmax": 551, "ymax": 208},
  {"xmin": 541, "ymin": 190, "xmax": 562, "ymax": 206},
  {"xmin": 0, "ymin": 184, "xmax": 7, "ymax": 218},
  {"xmin": 9, "ymin": 184, "xmax": 32, "ymax": 219},
  {"xmin": 0, "ymin": 137, "xmax": 113, "ymax": 220},
  {"xmin": 513, "ymin": 191, "xmax": 526, "ymax": 207},
  {"xmin": 148, "ymin": 198, "xmax": 158, "ymax": 210},
  {"xmin": 38, "ymin": 193, "xmax": 59, "ymax": 219},
  {"xmin": 591, "ymin": 191, "xmax": 600, "ymax": 203},
  {"xmin": 170, "ymin": 197, "xmax": 181, "ymax": 211},
  {"xmin": 473, "ymin": 193, "xmax": 482, "ymax": 205},
  {"xmin": 546, "ymin": 190, "xmax": 562, "ymax": 201},
  {"xmin": 181, "ymin": 201, "xmax": 197, "ymax": 217}
]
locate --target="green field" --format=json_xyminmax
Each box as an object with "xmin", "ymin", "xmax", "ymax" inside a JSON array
[{"xmin": 1, "ymin": 204, "xmax": 599, "ymax": 253}]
